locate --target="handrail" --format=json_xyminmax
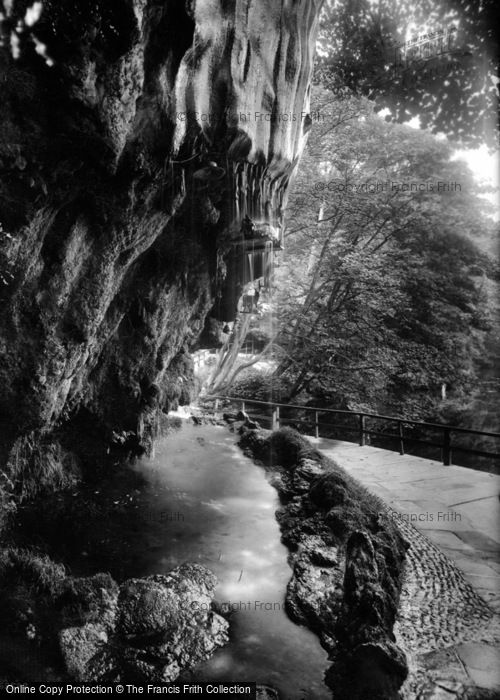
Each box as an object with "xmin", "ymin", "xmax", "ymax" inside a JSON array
[
  {"xmin": 207, "ymin": 395, "xmax": 500, "ymax": 437},
  {"xmin": 205, "ymin": 394, "xmax": 500, "ymax": 467}
]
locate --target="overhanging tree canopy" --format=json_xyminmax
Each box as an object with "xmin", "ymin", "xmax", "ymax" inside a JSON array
[
  {"xmin": 316, "ymin": 0, "xmax": 499, "ymax": 148},
  {"xmin": 272, "ymin": 92, "xmax": 494, "ymax": 417}
]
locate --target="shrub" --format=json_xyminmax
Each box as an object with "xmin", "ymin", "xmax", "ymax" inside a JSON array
[
  {"xmin": 240, "ymin": 427, "xmax": 322, "ymax": 469},
  {"xmin": 267, "ymin": 427, "xmax": 313, "ymax": 468},
  {"xmin": 231, "ymin": 370, "xmax": 290, "ymax": 403},
  {"xmin": 309, "ymin": 472, "xmax": 350, "ymax": 509}
]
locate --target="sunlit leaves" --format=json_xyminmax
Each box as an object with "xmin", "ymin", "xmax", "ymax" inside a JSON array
[
  {"xmin": 274, "ymin": 93, "xmax": 493, "ymax": 416},
  {"xmin": 316, "ymin": 0, "xmax": 499, "ymax": 148}
]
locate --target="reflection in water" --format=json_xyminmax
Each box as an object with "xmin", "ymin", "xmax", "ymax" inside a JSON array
[{"xmin": 133, "ymin": 422, "xmax": 330, "ymax": 699}]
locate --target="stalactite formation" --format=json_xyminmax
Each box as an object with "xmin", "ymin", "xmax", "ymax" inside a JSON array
[{"xmin": 0, "ymin": 0, "xmax": 323, "ymax": 493}]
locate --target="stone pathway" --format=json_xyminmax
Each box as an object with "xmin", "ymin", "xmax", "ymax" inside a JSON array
[{"xmin": 308, "ymin": 439, "xmax": 500, "ymax": 699}]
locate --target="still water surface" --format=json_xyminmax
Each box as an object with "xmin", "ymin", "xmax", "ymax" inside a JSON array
[{"xmin": 133, "ymin": 421, "xmax": 330, "ymax": 699}]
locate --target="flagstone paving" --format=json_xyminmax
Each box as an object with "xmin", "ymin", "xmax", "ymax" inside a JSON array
[{"xmin": 308, "ymin": 438, "xmax": 500, "ymax": 699}]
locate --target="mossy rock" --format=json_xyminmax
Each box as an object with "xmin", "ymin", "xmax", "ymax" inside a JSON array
[{"xmin": 309, "ymin": 472, "xmax": 350, "ymax": 509}]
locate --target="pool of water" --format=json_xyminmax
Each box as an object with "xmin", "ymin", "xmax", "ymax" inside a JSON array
[{"xmin": 131, "ymin": 420, "xmax": 331, "ymax": 699}]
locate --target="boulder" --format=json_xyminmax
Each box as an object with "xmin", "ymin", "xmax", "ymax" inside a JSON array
[
  {"xmin": 328, "ymin": 640, "xmax": 408, "ymax": 700},
  {"xmin": 117, "ymin": 578, "xmax": 182, "ymax": 636},
  {"xmin": 57, "ymin": 573, "xmax": 119, "ymax": 632},
  {"xmin": 285, "ymin": 546, "xmax": 343, "ymax": 635},
  {"xmin": 116, "ymin": 564, "xmax": 229, "ymax": 679},
  {"xmin": 59, "ymin": 623, "xmax": 108, "ymax": 682},
  {"xmin": 56, "ymin": 564, "xmax": 228, "ymax": 683},
  {"xmin": 301, "ymin": 535, "xmax": 339, "ymax": 568},
  {"xmin": 332, "ymin": 531, "xmax": 408, "ymax": 698}
]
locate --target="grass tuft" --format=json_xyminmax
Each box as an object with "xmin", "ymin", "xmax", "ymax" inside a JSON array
[{"xmin": 0, "ymin": 547, "xmax": 66, "ymax": 598}]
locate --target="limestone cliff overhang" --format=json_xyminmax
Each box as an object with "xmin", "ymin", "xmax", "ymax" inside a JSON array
[{"xmin": 172, "ymin": 0, "xmax": 324, "ymax": 234}]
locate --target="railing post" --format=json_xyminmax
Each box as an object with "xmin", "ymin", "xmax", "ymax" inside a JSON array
[
  {"xmin": 272, "ymin": 406, "xmax": 277, "ymax": 430},
  {"xmin": 359, "ymin": 414, "xmax": 366, "ymax": 446},
  {"xmin": 241, "ymin": 400, "xmax": 245, "ymax": 413},
  {"xmin": 398, "ymin": 420, "xmax": 405, "ymax": 455},
  {"xmin": 443, "ymin": 427, "xmax": 452, "ymax": 466},
  {"xmin": 276, "ymin": 405, "xmax": 280, "ymax": 429},
  {"xmin": 315, "ymin": 411, "xmax": 319, "ymax": 439},
  {"xmin": 214, "ymin": 398, "xmax": 219, "ymax": 412}
]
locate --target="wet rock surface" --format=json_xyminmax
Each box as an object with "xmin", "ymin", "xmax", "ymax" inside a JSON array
[
  {"xmin": 0, "ymin": 0, "xmax": 322, "ymax": 518},
  {"xmin": 239, "ymin": 427, "xmax": 409, "ymax": 699},
  {"xmin": 58, "ymin": 623, "xmax": 109, "ymax": 683},
  {"xmin": 0, "ymin": 558, "xmax": 228, "ymax": 683},
  {"xmin": 61, "ymin": 564, "xmax": 229, "ymax": 682}
]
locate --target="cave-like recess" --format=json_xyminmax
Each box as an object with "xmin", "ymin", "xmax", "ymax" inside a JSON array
[{"xmin": 0, "ymin": 0, "xmax": 323, "ymax": 490}]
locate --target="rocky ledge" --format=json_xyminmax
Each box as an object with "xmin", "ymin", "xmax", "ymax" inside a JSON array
[
  {"xmin": 238, "ymin": 425, "xmax": 409, "ymax": 700},
  {"xmin": 0, "ymin": 554, "xmax": 228, "ymax": 683}
]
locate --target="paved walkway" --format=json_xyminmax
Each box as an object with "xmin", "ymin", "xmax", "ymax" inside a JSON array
[
  {"xmin": 308, "ymin": 438, "xmax": 500, "ymax": 610},
  {"xmin": 308, "ymin": 438, "xmax": 500, "ymax": 699}
]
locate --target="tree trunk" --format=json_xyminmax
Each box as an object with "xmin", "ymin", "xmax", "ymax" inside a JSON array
[
  {"xmin": 0, "ymin": 0, "xmax": 324, "ymax": 490},
  {"xmin": 206, "ymin": 312, "xmax": 252, "ymax": 394}
]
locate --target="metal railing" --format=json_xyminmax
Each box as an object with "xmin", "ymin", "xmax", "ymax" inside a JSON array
[{"xmin": 206, "ymin": 395, "xmax": 500, "ymax": 467}]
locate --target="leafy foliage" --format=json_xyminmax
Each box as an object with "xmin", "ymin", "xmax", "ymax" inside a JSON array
[
  {"xmin": 316, "ymin": 0, "xmax": 499, "ymax": 147},
  {"xmin": 273, "ymin": 90, "xmax": 495, "ymax": 420},
  {"xmin": 231, "ymin": 369, "xmax": 290, "ymax": 403},
  {"xmin": 0, "ymin": 0, "xmax": 137, "ymax": 64}
]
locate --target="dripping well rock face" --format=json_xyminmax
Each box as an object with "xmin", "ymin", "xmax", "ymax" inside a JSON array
[{"xmin": 0, "ymin": 0, "xmax": 322, "ymax": 492}]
